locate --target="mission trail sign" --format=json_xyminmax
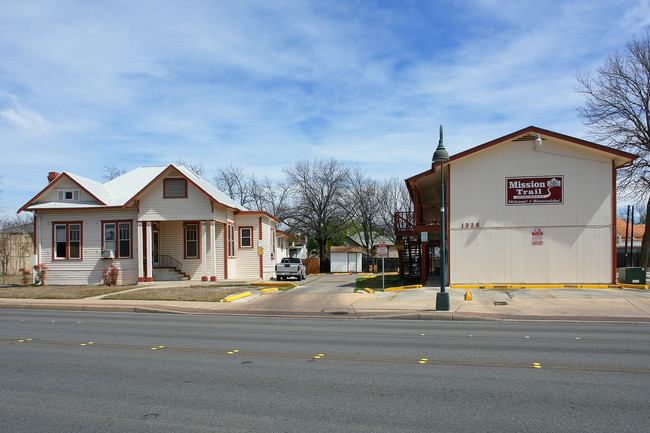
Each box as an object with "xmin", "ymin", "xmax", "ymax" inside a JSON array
[{"xmin": 505, "ymin": 175, "xmax": 563, "ymax": 205}]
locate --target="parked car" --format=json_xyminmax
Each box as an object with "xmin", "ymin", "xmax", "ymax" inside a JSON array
[{"xmin": 276, "ymin": 257, "xmax": 307, "ymax": 281}]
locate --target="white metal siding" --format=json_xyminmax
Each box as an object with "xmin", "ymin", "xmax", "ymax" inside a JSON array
[{"xmin": 449, "ymin": 138, "xmax": 613, "ymax": 284}]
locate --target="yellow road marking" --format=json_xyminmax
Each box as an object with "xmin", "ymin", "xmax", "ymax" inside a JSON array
[
  {"xmin": 4, "ymin": 338, "xmax": 648, "ymax": 374},
  {"xmin": 530, "ymin": 287, "xmax": 556, "ymax": 298}
]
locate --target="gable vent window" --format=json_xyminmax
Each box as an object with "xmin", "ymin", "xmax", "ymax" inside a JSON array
[
  {"xmin": 164, "ymin": 178, "xmax": 187, "ymax": 198},
  {"xmin": 58, "ymin": 190, "xmax": 79, "ymax": 201}
]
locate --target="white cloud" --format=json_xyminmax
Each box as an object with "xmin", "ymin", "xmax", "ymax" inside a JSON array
[
  {"xmin": 0, "ymin": 0, "xmax": 648, "ymax": 218},
  {"xmin": 0, "ymin": 97, "xmax": 47, "ymax": 133}
]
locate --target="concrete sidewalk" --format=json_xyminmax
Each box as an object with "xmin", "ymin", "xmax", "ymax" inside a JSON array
[{"xmin": 1, "ymin": 283, "xmax": 650, "ymax": 322}]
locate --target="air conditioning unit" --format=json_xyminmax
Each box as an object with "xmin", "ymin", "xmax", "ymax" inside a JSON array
[{"xmin": 101, "ymin": 250, "xmax": 115, "ymax": 259}]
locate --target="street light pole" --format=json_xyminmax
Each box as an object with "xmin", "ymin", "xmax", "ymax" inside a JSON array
[{"xmin": 432, "ymin": 125, "xmax": 450, "ymax": 311}]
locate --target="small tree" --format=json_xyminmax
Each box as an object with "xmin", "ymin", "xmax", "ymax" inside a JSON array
[
  {"xmin": 101, "ymin": 165, "xmax": 126, "ymax": 181},
  {"xmin": 283, "ymin": 158, "xmax": 350, "ymax": 272},
  {"xmin": 213, "ymin": 163, "xmax": 254, "ymax": 207},
  {"xmin": 577, "ymin": 29, "xmax": 650, "ymax": 267},
  {"xmin": 176, "ymin": 159, "xmax": 205, "ymax": 176}
]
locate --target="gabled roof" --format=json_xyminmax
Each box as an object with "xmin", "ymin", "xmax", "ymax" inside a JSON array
[
  {"xmin": 19, "ymin": 164, "xmax": 246, "ymax": 213},
  {"xmin": 347, "ymin": 232, "xmax": 394, "ymax": 247},
  {"xmin": 330, "ymin": 246, "xmax": 363, "ymax": 254},
  {"xmin": 615, "ymin": 218, "xmax": 645, "ymax": 239},
  {"xmin": 123, "ymin": 165, "xmax": 245, "ymax": 211},
  {"xmin": 235, "ymin": 210, "xmax": 281, "ymax": 223},
  {"xmin": 406, "ymin": 126, "xmax": 638, "ymax": 184},
  {"xmin": 277, "ymin": 230, "xmax": 301, "ymax": 241}
]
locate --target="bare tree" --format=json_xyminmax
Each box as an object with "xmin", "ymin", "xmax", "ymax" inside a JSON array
[
  {"xmin": 346, "ymin": 168, "xmax": 381, "ymax": 258},
  {"xmin": 577, "ymin": 29, "xmax": 650, "ymax": 266},
  {"xmin": 376, "ymin": 177, "xmax": 412, "ymax": 243},
  {"xmin": 253, "ymin": 176, "xmax": 292, "ymax": 224},
  {"xmin": 101, "ymin": 165, "xmax": 126, "ymax": 182},
  {"xmin": 176, "ymin": 159, "xmax": 205, "ymax": 177},
  {"xmin": 283, "ymin": 158, "xmax": 350, "ymax": 272},
  {"xmin": 213, "ymin": 164, "xmax": 254, "ymax": 207}
]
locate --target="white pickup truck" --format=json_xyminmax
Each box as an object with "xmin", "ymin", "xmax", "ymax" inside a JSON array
[{"xmin": 275, "ymin": 257, "xmax": 307, "ymax": 281}]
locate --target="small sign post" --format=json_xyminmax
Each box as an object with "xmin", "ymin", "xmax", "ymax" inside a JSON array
[{"xmin": 377, "ymin": 241, "xmax": 388, "ymax": 291}]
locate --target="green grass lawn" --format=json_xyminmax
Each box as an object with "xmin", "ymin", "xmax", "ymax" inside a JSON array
[{"xmin": 355, "ymin": 275, "xmax": 420, "ymax": 291}]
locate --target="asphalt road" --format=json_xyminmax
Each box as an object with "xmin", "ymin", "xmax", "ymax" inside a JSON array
[{"xmin": 1, "ymin": 309, "xmax": 648, "ymax": 432}]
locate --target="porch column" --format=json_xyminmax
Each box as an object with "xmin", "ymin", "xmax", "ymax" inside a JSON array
[
  {"xmin": 224, "ymin": 222, "xmax": 229, "ymax": 279},
  {"xmin": 201, "ymin": 220, "xmax": 208, "ymax": 281},
  {"xmin": 145, "ymin": 222, "xmax": 153, "ymax": 282},
  {"xmin": 210, "ymin": 220, "xmax": 217, "ymax": 281},
  {"xmin": 137, "ymin": 221, "xmax": 144, "ymax": 282}
]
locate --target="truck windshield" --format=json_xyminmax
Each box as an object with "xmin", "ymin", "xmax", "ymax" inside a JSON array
[{"xmin": 281, "ymin": 258, "xmax": 301, "ymax": 263}]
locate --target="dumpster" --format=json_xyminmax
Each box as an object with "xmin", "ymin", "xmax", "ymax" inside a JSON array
[{"xmin": 617, "ymin": 267, "xmax": 647, "ymax": 285}]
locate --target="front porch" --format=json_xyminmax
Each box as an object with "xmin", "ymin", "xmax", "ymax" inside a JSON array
[{"xmin": 137, "ymin": 220, "xmax": 223, "ymax": 283}]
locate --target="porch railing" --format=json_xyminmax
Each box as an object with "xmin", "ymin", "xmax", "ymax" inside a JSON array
[
  {"xmin": 154, "ymin": 255, "xmax": 183, "ymax": 272},
  {"xmin": 394, "ymin": 203, "xmax": 442, "ymax": 235}
]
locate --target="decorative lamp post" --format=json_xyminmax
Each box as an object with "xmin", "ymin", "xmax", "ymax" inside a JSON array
[{"xmin": 432, "ymin": 125, "xmax": 450, "ymax": 311}]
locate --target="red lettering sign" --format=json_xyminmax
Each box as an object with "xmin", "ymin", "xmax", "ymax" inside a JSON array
[{"xmin": 506, "ymin": 176, "xmax": 563, "ymax": 205}]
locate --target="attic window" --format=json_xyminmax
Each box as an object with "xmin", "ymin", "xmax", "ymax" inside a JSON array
[
  {"xmin": 164, "ymin": 178, "xmax": 187, "ymax": 198},
  {"xmin": 58, "ymin": 190, "xmax": 79, "ymax": 202}
]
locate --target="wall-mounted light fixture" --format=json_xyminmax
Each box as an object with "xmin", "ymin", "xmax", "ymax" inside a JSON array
[{"xmin": 533, "ymin": 133, "xmax": 543, "ymax": 150}]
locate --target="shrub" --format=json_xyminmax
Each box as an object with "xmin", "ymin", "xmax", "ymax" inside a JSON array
[
  {"xmin": 102, "ymin": 263, "xmax": 119, "ymax": 286},
  {"xmin": 19, "ymin": 268, "xmax": 31, "ymax": 286},
  {"xmin": 34, "ymin": 264, "xmax": 48, "ymax": 285}
]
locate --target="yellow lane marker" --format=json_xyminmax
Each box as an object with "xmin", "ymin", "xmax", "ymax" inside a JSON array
[
  {"xmin": 227, "ymin": 349, "xmax": 240, "ymax": 355},
  {"xmin": 530, "ymin": 287, "xmax": 556, "ymax": 298},
  {"xmin": 222, "ymin": 291, "xmax": 252, "ymax": 302},
  {"xmin": 7, "ymin": 338, "xmax": 649, "ymax": 374},
  {"xmin": 260, "ymin": 288, "xmax": 279, "ymax": 293}
]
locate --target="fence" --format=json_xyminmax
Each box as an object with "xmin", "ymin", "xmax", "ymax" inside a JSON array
[
  {"xmin": 303, "ymin": 258, "xmax": 321, "ymax": 275},
  {"xmin": 361, "ymin": 258, "xmax": 399, "ymax": 273},
  {"xmin": 616, "ymin": 250, "xmax": 646, "ymax": 268},
  {"xmin": 0, "ymin": 255, "xmax": 30, "ymax": 275}
]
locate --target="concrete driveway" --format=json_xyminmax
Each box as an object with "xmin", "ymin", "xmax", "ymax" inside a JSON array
[{"xmin": 280, "ymin": 273, "xmax": 360, "ymax": 294}]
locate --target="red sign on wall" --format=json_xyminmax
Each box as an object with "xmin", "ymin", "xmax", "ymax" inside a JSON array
[
  {"xmin": 506, "ymin": 176, "xmax": 563, "ymax": 205},
  {"xmin": 532, "ymin": 228, "xmax": 543, "ymax": 245}
]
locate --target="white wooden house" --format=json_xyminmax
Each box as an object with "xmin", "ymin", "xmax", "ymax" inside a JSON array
[{"xmin": 19, "ymin": 164, "xmax": 280, "ymax": 285}]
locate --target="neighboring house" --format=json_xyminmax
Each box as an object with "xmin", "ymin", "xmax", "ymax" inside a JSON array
[
  {"xmin": 19, "ymin": 165, "xmax": 280, "ymax": 285},
  {"xmin": 330, "ymin": 246, "xmax": 363, "ymax": 273},
  {"xmin": 276, "ymin": 230, "xmax": 307, "ymax": 259},
  {"xmin": 345, "ymin": 232, "xmax": 398, "ymax": 258},
  {"xmin": 396, "ymin": 126, "xmax": 637, "ymax": 285},
  {"xmin": 616, "ymin": 218, "xmax": 645, "ymax": 249}
]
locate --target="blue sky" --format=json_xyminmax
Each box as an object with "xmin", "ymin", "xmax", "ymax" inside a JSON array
[{"xmin": 1, "ymin": 0, "xmax": 649, "ymax": 218}]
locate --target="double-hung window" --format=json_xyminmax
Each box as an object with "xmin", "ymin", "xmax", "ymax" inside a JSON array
[
  {"xmin": 239, "ymin": 227, "xmax": 253, "ymax": 248},
  {"xmin": 102, "ymin": 221, "xmax": 132, "ymax": 259},
  {"xmin": 185, "ymin": 223, "xmax": 199, "ymax": 259},
  {"xmin": 227, "ymin": 224, "xmax": 235, "ymax": 257},
  {"xmin": 53, "ymin": 222, "xmax": 82, "ymax": 260}
]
